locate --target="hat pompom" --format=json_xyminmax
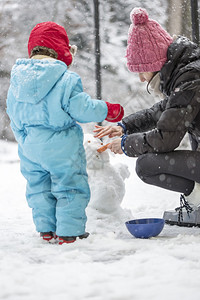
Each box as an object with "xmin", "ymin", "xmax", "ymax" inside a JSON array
[{"xmin": 130, "ymin": 7, "xmax": 149, "ymax": 25}]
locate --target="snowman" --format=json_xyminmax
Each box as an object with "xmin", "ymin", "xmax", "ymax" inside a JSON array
[{"xmin": 84, "ymin": 134, "xmax": 130, "ymax": 215}]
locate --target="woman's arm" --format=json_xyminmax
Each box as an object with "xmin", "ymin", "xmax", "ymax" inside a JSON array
[
  {"xmin": 123, "ymin": 89, "xmax": 199, "ymax": 157},
  {"xmin": 122, "ymin": 98, "xmax": 168, "ymax": 134}
]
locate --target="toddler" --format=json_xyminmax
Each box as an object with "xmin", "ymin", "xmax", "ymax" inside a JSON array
[{"xmin": 7, "ymin": 22, "xmax": 124, "ymax": 244}]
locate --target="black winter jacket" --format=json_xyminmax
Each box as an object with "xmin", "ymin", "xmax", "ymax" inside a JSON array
[{"xmin": 122, "ymin": 36, "xmax": 200, "ymax": 157}]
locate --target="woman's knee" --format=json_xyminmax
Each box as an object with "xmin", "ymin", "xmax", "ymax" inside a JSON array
[{"xmin": 135, "ymin": 153, "xmax": 155, "ymax": 181}]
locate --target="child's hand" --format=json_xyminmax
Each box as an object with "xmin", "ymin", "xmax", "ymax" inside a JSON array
[
  {"xmin": 94, "ymin": 125, "xmax": 123, "ymax": 139},
  {"xmin": 105, "ymin": 102, "xmax": 124, "ymax": 122},
  {"xmin": 107, "ymin": 139, "xmax": 123, "ymax": 154}
]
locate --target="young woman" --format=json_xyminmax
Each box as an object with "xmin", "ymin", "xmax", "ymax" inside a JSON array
[{"xmin": 94, "ymin": 7, "xmax": 200, "ymax": 227}]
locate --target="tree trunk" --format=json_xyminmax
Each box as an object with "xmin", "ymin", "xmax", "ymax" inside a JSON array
[{"xmin": 167, "ymin": 0, "xmax": 192, "ymax": 39}]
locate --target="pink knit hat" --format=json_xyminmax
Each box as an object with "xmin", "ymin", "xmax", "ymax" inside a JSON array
[{"xmin": 126, "ymin": 7, "xmax": 173, "ymax": 72}]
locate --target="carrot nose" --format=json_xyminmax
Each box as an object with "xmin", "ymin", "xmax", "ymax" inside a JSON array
[{"xmin": 97, "ymin": 143, "xmax": 110, "ymax": 153}]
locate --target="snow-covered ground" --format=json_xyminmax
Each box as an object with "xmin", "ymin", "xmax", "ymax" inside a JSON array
[{"xmin": 0, "ymin": 138, "xmax": 200, "ymax": 300}]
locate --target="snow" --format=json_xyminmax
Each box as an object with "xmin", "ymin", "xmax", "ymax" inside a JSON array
[{"xmin": 1, "ymin": 138, "xmax": 200, "ymax": 300}]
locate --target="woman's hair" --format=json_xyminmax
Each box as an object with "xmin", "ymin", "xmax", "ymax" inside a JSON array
[
  {"xmin": 30, "ymin": 46, "xmax": 58, "ymax": 59},
  {"xmin": 146, "ymin": 72, "xmax": 158, "ymax": 94}
]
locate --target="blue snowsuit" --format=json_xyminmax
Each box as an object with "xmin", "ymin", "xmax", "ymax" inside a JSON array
[{"xmin": 7, "ymin": 58, "xmax": 108, "ymax": 236}]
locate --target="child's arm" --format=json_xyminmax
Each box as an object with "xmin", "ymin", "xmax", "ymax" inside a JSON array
[
  {"xmin": 64, "ymin": 75, "xmax": 124, "ymax": 123},
  {"xmin": 69, "ymin": 94, "xmax": 124, "ymax": 123},
  {"xmin": 9, "ymin": 120, "xmax": 25, "ymax": 144}
]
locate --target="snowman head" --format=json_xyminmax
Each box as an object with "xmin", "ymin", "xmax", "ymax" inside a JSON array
[{"xmin": 84, "ymin": 134, "xmax": 110, "ymax": 170}]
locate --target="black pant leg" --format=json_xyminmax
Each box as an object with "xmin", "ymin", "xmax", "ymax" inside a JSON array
[{"xmin": 135, "ymin": 150, "xmax": 200, "ymax": 195}]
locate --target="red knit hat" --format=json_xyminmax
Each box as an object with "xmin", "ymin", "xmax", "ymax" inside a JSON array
[
  {"xmin": 126, "ymin": 8, "xmax": 173, "ymax": 72},
  {"xmin": 28, "ymin": 21, "xmax": 72, "ymax": 66}
]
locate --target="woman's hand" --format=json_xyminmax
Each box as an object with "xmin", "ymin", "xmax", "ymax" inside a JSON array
[
  {"xmin": 93, "ymin": 125, "xmax": 123, "ymax": 139},
  {"xmin": 107, "ymin": 139, "xmax": 123, "ymax": 154}
]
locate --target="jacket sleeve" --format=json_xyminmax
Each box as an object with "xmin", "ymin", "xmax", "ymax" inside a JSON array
[
  {"xmin": 8, "ymin": 120, "xmax": 25, "ymax": 144},
  {"xmin": 122, "ymin": 98, "xmax": 168, "ymax": 134},
  {"xmin": 63, "ymin": 75, "xmax": 108, "ymax": 123},
  {"xmin": 6, "ymin": 90, "xmax": 25, "ymax": 144},
  {"xmin": 123, "ymin": 88, "xmax": 200, "ymax": 157}
]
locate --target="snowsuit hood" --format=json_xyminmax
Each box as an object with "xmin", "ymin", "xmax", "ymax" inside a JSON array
[{"xmin": 10, "ymin": 58, "xmax": 67, "ymax": 104}]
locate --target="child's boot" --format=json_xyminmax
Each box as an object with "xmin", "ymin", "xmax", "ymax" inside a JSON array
[
  {"xmin": 40, "ymin": 231, "xmax": 57, "ymax": 242},
  {"xmin": 58, "ymin": 232, "xmax": 89, "ymax": 245}
]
